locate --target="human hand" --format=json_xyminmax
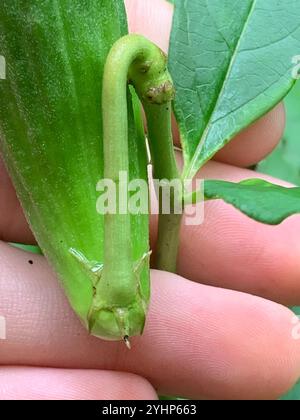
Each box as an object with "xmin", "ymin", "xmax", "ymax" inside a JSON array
[{"xmin": 0, "ymin": 0, "xmax": 299, "ymax": 400}]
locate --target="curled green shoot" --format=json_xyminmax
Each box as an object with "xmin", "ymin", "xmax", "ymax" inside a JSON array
[{"xmin": 93, "ymin": 35, "xmax": 181, "ymax": 344}]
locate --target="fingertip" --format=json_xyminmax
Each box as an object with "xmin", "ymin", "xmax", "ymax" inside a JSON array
[
  {"xmin": 214, "ymin": 102, "xmax": 286, "ymax": 167},
  {"xmin": 174, "ymin": 159, "xmax": 300, "ymax": 308},
  {"xmin": 125, "ymin": 0, "xmax": 173, "ymax": 53},
  {"xmin": 0, "ymin": 368, "xmax": 158, "ymax": 400},
  {"xmin": 103, "ymin": 372, "xmax": 158, "ymax": 400},
  {"xmin": 147, "ymin": 271, "xmax": 300, "ymax": 400}
]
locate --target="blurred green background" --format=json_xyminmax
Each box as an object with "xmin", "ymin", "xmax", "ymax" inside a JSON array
[{"xmin": 258, "ymin": 82, "xmax": 300, "ymax": 185}]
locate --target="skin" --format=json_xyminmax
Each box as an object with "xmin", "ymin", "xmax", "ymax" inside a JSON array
[{"xmin": 0, "ymin": 0, "xmax": 299, "ymax": 400}]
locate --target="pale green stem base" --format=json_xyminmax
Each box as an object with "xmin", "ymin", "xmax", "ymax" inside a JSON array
[
  {"xmin": 155, "ymin": 213, "xmax": 182, "ymax": 273},
  {"xmin": 143, "ymin": 103, "xmax": 182, "ymax": 273}
]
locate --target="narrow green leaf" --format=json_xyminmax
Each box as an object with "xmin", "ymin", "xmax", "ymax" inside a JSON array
[
  {"xmin": 202, "ymin": 179, "xmax": 300, "ymax": 225},
  {"xmin": 10, "ymin": 243, "xmax": 43, "ymax": 255},
  {"xmin": 169, "ymin": 0, "xmax": 300, "ymax": 180}
]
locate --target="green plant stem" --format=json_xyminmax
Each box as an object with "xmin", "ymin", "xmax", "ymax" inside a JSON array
[
  {"xmin": 101, "ymin": 34, "xmax": 178, "ymax": 306},
  {"xmin": 144, "ymin": 104, "xmax": 178, "ymax": 180},
  {"xmin": 143, "ymin": 103, "xmax": 182, "ymax": 273},
  {"xmin": 155, "ymin": 213, "xmax": 183, "ymax": 273}
]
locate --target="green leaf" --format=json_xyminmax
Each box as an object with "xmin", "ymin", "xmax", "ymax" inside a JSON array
[
  {"xmin": 258, "ymin": 81, "xmax": 300, "ymax": 185},
  {"xmin": 202, "ymin": 179, "xmax": 300, "ymax": 225},
  {"xmin": 169, "ymin": 0, "xmax": 300, "ymax": 180}
]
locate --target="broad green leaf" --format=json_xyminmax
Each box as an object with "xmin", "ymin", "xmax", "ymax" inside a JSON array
[
  {"xmin": 169, "ymin": 0, "xmax": 300, "ymax": 180},
  {"xmin": 202, "ymin": 179, "xmax": 300, "ymax": 225},
  {"xmin": 258, "ymin": 82, "xmax": 300, "ymax": 185}
]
